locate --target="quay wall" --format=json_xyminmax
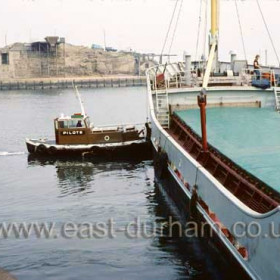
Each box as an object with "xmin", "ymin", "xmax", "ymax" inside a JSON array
[{"xmin": 0, "ymin": 76, "xmax": 146, "ymax": 91}]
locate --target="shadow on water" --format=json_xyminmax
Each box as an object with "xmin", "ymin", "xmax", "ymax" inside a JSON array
[{"xmin": 144, "ymin": 183, "xmax": 239, "ymax": 280}]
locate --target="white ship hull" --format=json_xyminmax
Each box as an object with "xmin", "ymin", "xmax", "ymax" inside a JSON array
[{"xmin": 146, "ymin": 64, "xmax": 280, "ymax": 280}]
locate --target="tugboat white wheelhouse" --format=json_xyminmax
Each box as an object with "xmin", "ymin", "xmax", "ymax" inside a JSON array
[{"xmin": 146, "ymin": 0, "xmax": 280, "ymax": 279}]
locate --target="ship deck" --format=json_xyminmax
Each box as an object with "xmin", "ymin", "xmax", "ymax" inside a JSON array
[{"xmin": 175, "ymin": 107, "xmax": 280, "ymax": 192}]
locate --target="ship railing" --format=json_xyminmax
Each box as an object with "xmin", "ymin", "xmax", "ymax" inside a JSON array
[
  {"xmin": 148, "ymin": 62, "xmax": 280, "ymax": 93},
  {"xmin": 91, "ymin": 122, "xmax": 147, "ymax": 132},
  {"xmin": 148, "ymin": 62, "xmax": 249, "ymax": 92},
  {"xmin": 147, "ymin": 62, "xmax": 201, "ymax": 91},
  {"xmin": 241, "ymin": 68, "xmax": 279, "ymax": 87}
]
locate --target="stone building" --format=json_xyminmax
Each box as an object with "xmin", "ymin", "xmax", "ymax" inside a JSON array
[
  {"xmin": 0, "ymin": 37, "xmax": 66, "ymax": 79},
  {"xmin": 0, "ymin": 37, "xmax": 156, "ymax": 80}
]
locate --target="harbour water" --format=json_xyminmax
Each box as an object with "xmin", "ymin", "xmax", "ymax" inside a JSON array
[{"xmin": 1, "ymin": 87, "xmax": 235, "ymax": 279}]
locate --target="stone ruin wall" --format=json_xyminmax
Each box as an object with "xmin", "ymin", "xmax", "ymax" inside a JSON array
[{"xmin": 0, "ymin": 43, "xmax": 156, "ymax": 80}]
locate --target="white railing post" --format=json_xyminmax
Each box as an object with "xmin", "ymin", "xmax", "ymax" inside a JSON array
[
  {"xmin": 184, "ymin": 53, "xmax": 192, "ymax": 86},
  {"xmin": 230, "ymin": 52, "xmax": 237, "ymax": 71}
]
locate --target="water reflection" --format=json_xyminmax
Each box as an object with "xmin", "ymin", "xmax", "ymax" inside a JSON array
[
  {"xmin": 27, "ymin": 155, "xmax": 151, "ymax": 197},
  {"xmin": 56, "ymin": 161, "xmax": 95, "ymax": 196}
]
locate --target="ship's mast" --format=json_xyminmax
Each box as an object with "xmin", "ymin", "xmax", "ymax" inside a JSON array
[
  {"xmin": 202, "ymin": 0, "xmax": 219, "ymax": 88},
  {"xmin": 211, "ymin": 0, "xmax": 219, "ymax": 72},
  {"xmin": 211, "ymin": 0, "xmax": 219, "ymax": 39},
  {"xmin": 199, "ymin": 0, "xmax": 220, "ymax": 151}
]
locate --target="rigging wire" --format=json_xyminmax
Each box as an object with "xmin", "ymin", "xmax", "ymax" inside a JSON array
[
  {"xmin": 160, "ymin": 0, "xmax": 180, "ymax": 60},
  {"xmin": 234, "ymin": 0, "xmax": 247, "ymax": 61},
  {"xmin": 256, "ymin": 0, "xmax": 280, "ymax": 66},
  {"xmin": 195, "ymin": 0, "xmax": 204, "ymax": 62},
  {"xmin": 168, "ymin": 0, "xmax": 184, "ymax": 58}
]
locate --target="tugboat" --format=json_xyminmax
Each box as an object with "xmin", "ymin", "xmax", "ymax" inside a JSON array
[{"xmin": 26, "ymin": 86, "xmax": 151, "ymax": 158}]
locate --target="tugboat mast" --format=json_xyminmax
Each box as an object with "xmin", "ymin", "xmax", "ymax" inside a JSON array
[{"xmin": 74, "ymin": 85, "xmax": 86, "ymax": 116}]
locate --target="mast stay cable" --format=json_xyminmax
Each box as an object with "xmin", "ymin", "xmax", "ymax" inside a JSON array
[
  {"xmin": 234, "ymin": 0, "xmax": 247, "ymax": 62},
  {"xmin": 168, "ymin": 0, "xmax": 184, "ymax": 58},
  {"xmin": 202, "ymin": 0, "xmax": 208, "ymax": 66},
  {"xmin": 256, "ymin": 0, "xmax": 280, "ymax": 66},
  {"xmin": 160, "ymin": 0, "xmax": 180, "ymax": 61},
  {"xmin": 195, "ymin": 0, "xmax": 204, "ymax": 62}
]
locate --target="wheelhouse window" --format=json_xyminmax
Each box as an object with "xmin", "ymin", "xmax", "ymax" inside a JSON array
[
  {"xmin": 56, "ymin": 118, "xmax": 86, "ymax": 129},
  {"xmin": 58, "ymin": 120, "xmax": 67, "ymax": 128},
  {"xmin": 57, "ymin": 119, "xmax": 85, "ymax": 129},
  {"xmin": 68, "ymin": 119, "xmax": 84, "ymax": 128}
]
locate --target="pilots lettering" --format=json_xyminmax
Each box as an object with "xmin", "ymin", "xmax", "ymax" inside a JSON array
[{"xmin": 61, "ymin": 131, "xmax": 84, "ymax": 136}]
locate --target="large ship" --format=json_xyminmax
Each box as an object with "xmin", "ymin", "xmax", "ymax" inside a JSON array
[{"xmin": 146, "ymin": 1, "xmax": 280, "ymax": 279}]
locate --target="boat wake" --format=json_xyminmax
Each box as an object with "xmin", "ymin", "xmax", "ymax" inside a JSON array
[{"xmin": 0, "ymin": 151, "xmax": 25, "ymax": 156}]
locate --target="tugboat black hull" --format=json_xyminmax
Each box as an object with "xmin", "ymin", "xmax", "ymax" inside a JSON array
[{"xmin": 26, "ymin": 139, "xmax": 152, "ymax": 160}]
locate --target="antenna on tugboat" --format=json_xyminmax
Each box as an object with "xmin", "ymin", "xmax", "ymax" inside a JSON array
[{"xmin": 72, "ymin": 81, "xmax": 86, "ymax": 116}]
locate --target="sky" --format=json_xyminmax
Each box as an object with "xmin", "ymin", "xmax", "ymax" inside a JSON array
[{"xmin": 1, "ymin": 0, "xmax": 280, "ymax": 66}]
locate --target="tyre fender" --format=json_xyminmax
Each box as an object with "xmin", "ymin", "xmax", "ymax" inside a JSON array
[
  {"xmin": 48, "ymin": 146, "xmax": 57, "ymax": 155},
  {"xmin": 36, "ymin": 144, "xmax": 47, "ymax": 154}
]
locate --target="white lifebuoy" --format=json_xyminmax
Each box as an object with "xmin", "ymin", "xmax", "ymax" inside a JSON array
[{"xmin": 104, "ymin": 135, "xmax": 110, "ymax": 141}]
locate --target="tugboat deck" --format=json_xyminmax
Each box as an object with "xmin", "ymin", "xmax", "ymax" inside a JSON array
[{"xmin": 175, "ymin": 107, "xmax": 280, "ymax": 192}]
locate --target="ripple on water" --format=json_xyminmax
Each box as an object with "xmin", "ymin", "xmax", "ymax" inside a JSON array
[{"xmin": 0, "ymin": 151, "xmax": 25, "ymax": 156}]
